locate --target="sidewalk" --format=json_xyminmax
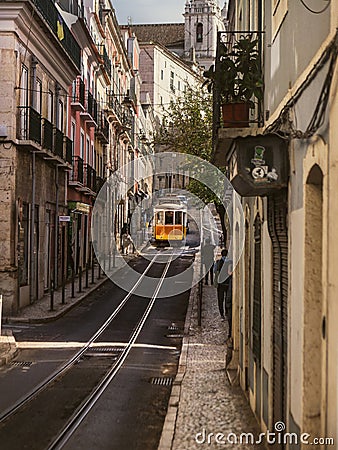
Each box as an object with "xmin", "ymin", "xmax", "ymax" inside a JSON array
[
  {"xmin": 0, "ymin": 267, "xmax": 109, "ymax": 366},
  {"xmin": 159, "ymin": 284, "xmax": 265, "ymax": 450}
]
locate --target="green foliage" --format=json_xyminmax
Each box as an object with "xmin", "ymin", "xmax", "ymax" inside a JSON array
[
  {"xmin": 154, "ymin": 85, "xmax": 213, "ymax": 161},
  {"xmin": 203, "ymin": 34, "xmax": 263, "ymax": 107}
]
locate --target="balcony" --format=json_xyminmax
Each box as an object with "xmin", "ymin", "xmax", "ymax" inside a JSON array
[
  {"xmin": 33, "ymin": 0, "xmax": 81, "ymax": 70},
  {"xmin": 17, "ymin": 106, "xmax": 41, "ymax": 144},
  {"xmin": 99, "ymin": 45, "xmax": 112, "ymax": 78},
  {"xmin": 96, "ymin": 111, "xmax": 109, "ymax": 143},
  {"xmin": 42, "ymin": 118, "xmax": 53, "ymax": 151},
  {"xmin": 80, "ymin": 91, "xmax": 98, "ymax": 125},
  {"xmin": 54, "ymin": 128, "xmax": 64, "ymax": 159},
  {"xmin": 17, "ymin": 106, "xmax": 71, "ymax": 166},
  {"xmin": 211, "ymin": 31, "xmax": 264, "ymax": 167},
  {"xmin": 96, "ymin": 176, "xmax": 105, "ymax": 193},
  {"xmin": 64, "ymin": 136, "xmax": 73, "ymax": 165},
  {"xmin": 106, "ymin": 91, "xmax": 124, "ymax": 124},
  {"xmin": 84, "ymin": 164, "xmax": 97, "ymax": 193},
  {"xmin": 70, "ymin": 155, "xmax": 84, "ymax": 185},
  {"xmin": 71, "ymin": 77, "xmax": 85, "ymax": 109}
]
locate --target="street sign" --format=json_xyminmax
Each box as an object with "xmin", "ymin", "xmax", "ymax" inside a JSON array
[{"xmin": 59, "ymin": 216, "xmax": 71, "ymax": 222}]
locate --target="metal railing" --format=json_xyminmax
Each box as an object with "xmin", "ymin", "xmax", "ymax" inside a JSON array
[
  {"xmin": 87, "ymin": 91, "xmax": 98, "ymax": 122},
  {"xmin": 71, "ymin": 156, "xmax": 84, "ymax": 184},
  {"xmin": 42, "ymin": 118, "xmax": 53, "ymax": 151},
  {"xmin": 54, "ymin": 128, "xmax": 64, "ymax": 158},
  {"xmin": 64, "ymin": 136, "xmax": 73, "ymax": 164},
  {"xmin": 17, "ymin": 106, "xmax": 41, "ymax": 144},
  {"xmin": 96, "ymin": 110, "xmax": 109, "ymax": 143},
  {"xmin": 106, "ymin": 91, "xmax": 124, "ymax": 123},
  {"xmin": 212, "ymin": 30, "xmax": 264, "ymax": 140},
  {"xmin": 72, "ymin": 77, "xmax": 85, "ymax": 107},
  {"xmin": 33, "ymin": 0, "xmax": 81, "ymax": 70},
  {"xmin": 85, "ymin": 164, "xmax": 96, "ymax": 192},
  {"xmin": 99, "ymin": 45, "xmax": 111, "ymax": 78}
]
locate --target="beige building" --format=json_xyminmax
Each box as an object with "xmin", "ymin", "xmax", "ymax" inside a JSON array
[
  {"xmin": 0, "ymin": 0, "xmax": 80, "ymax": 314},
  {"xmin": 213, "ymin": 0, "xmax": 338, "ymax": 446}
]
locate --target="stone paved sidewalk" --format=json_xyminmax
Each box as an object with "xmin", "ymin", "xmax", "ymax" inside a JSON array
[{"xmin": 159, "ymin": 284, "xmax": 266, "ymax": 450}]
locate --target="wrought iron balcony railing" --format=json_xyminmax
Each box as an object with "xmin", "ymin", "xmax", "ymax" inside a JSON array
[
  {"xmin": 17, "ymin": 106, "xmax": 41, "ymax": 144},
  {"xmin": 42, "ymin": 118, "xmax": 53, "ymax": 151},
  {"xmin": 99, "ymin": 45, "xmax": 112, "ymax": 78},
  {"xmin": 106, "ymin": 91, "xmax": 124, "ymax": 123},
  {"xmin": 96, "ymin": 110, "xmax": 109, "ymax": 143},
  {"xmin": 84, "ymin": 163, "xmax": 96, "ymax": 192},
  {"xmin": 96, "ymin": 176, "xmax": 105, "ymax": 193},
  {"xmin": 54, "ymin": 128, "xmax": 64, "ymax": 158},
  {"xmin": 64, "ymin": 136, "xmax": 73, "ymax": 164},
  {"xmin": 72, "ymin": 77, "xmax": 85, "ymax": 107},
  {"xmin": 33, "ymin": 0, "xmax": 81, "ymax": 70},
  {"xmin": 71, "ymin": 155, "xmax": 84, "ymax": 184},
  {"xmin": 86, "ymin": 91, "xmax": 98, "ymax": 123}
]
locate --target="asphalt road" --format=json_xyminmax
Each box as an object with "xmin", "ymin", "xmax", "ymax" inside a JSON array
[{"xmin": 0, "ymin": 252, "xmax": 194, "ymax": 450}]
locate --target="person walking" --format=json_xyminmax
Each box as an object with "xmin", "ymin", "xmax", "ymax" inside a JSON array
[
  {"xmin": 214, "ymin": 249, "xmax": 233, "ymax": 331},
  {"xmin": 201, "ymin": 238, "xmax": 216, "ymax": 285}
]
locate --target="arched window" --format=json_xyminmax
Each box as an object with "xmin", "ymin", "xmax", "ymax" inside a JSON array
[{"xmin": 196, "ymin": 22, "xmax": 203, "ymax": 43}]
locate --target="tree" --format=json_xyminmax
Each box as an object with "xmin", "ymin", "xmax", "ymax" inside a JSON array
[{"xmin": 154, "ymin": 85, "xmax": 228, "ymax": 241}]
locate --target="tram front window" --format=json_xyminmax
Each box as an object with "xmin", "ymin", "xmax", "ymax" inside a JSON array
[
  {"xmin": 165, "ymin": 211, "xmax": 174, "ymax": 225},
  {"xmin": 175, "ymin": 211, "xmax": 182, "ymax": 225},
  {"xmin": 156, "ymin": 211, "xmax": 164, "ymax": 224}
]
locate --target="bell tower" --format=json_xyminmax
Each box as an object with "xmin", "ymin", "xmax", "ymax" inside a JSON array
[{"xmin": 184, "ymin": 0, "xmax": 227, "ymax": 69}]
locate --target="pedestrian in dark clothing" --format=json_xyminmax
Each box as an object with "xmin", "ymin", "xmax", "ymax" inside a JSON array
[
  {"xmin": 214, "ymin": 249, "xmax": 233, "ymax": 332},
  {"xmin": 201, "ymin": 238, "xmax": 215, "ymax": 285}
]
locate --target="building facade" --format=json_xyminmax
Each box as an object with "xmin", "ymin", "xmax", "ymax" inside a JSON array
[
  {"xmin": 213, "ymin": 0, "xmax": 338, "ymax": 446},
  {"xmin": 0, "ymin": 0, "xmax": 80, "ymax": 314}
]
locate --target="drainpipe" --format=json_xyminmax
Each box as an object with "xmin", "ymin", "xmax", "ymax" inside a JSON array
[
  {"xmin": 54, "ymin": 84, "xmax": 60, "ymax": 287},
  {"xmin": 54, "ymin": 165, "xmax": 59, "ymax": 287},
  {"xmin": 30, "ymin": 150, "xmax": 36, "ymax": 304},
  {"xmin": 29, "ymin": 57, "xmax": 37, "ymax": 304}
]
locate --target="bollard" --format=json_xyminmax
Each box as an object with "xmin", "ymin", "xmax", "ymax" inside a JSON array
[
  {"xmin": 50, "ymin": 280, "xmax": 54, "ymax": 312},
  {"xmin": 0, "ymin": 294, "xmax": 2, "ymax": 336},
  {"xmin": 198, "ymin": 280, "xmax": 203, "ymax": 327},
  {"xmin": 109, "ymin": 253, "xmax": 111, "ymax": 271},
  {"xmin": 103, "ymin": 255, "xmax": 106, "ymax": 273},
  {"xmin": 85, "ymin": 263, "xmax": 89, "ymax": 289},
  {"xmin": 61, "ymin": 278, "xmax": 66, "ymax": 305},
  {"xmin": 91, "ymin": 258, "xmax": 95, "ymax": 284},
  {"xmin": 71, "ymin": 270, "xmax": 75, "ymax": 298},
  {"xmin": 98, "ymin": 263, "xmax": 101, "ymax": 280},
  {"xmin": 78, "ymin": 267, "xmax": 82, "ymax": 293}
]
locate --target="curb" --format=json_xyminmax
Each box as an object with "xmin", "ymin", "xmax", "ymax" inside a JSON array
[
  {"xmin": 0, "ymin": 330, "xmax": 18, "ymax": 366},
  {"xmin": 158, "ymin": 283, "xmax": 199, "ymax": 450}
]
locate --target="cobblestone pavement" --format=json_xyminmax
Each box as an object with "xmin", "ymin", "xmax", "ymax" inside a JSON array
[{"xmin": 159, "ymin": 284, "xmax": 266, "ymax": 450}]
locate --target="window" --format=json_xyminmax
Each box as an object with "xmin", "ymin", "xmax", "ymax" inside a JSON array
[
  {"xmin": 36, "ymin": 78, "xmax": 42, "ymax": 113},
  {"xmin": 170, "ymin": 71, "xmax": 175, "ymax": 93},
  {"xmin": 57, "ymin": 99, "xmax": 63, "ymax": 131},
  {"xmin": 165, "ymin": 211, "xmax": 174, "ymax": 225},
  {"xmin": 175, "ymin": 211, "xmax": 182, "ymax": 225},
  {"xmin": 71, "ymin": 121, "xmax": 76, "ymax": 153},
  {"xmin": 86, "ymin": 137, "xmax": 90, "ymax": 164},
  {"xmin": 47, "ymin": 90, "xmax": 53, "ymax": 122},
  {"xmin": 80, "ymin": 131, "xmax": 84, "ymax": 159},
  {"xmin": 196, "ymin": 22, "xmax": 203, "ymax": 43},
  {"xmin": 20, "ymin": 65, "xmax": 28, "ymax": 106},
  {"xmin": 161, "ymin": 69, "xmax": 164, "ymax": 80}
]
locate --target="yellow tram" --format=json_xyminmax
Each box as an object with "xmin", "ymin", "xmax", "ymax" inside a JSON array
[{"xmin": 153, "ymin": 198, "xmax": 188, "ymax": 243}]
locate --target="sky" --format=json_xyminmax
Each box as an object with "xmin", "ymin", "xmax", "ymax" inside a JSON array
[{"xmin": 113, "ymin": 0, "xmax": 185, "ymax": 25}]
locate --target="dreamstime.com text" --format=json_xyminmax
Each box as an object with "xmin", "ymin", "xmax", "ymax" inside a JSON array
[{"xmin": 195, "ymin": 422, "xmax": 335, "ymax": 446}]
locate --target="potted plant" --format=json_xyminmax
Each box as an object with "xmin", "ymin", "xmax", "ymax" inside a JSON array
[{"xmin": 203, "ymin": 34, "xmax": 263, "ymax": 128}]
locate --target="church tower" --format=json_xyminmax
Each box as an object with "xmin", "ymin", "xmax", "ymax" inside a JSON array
[{"xmin": 184, "ymin": 0, "xmax": 227, "ymax": 69}]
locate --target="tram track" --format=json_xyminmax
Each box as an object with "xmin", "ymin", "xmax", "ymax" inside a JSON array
[{"xmin": 0, "ymin": 251, "xmax": 177, "ymax": 450}]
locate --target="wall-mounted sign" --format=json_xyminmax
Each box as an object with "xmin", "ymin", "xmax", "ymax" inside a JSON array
[
  {"xmin": 230, "ymin": 134, "xmax": 288, "ymax": 197},
  {"xmin": 68, "ymin": 201, "xmax": 91, "ymax": 214},
  {"xmin": 59, "ymin": 215, "xmax": 71, "ymax": 222}
]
